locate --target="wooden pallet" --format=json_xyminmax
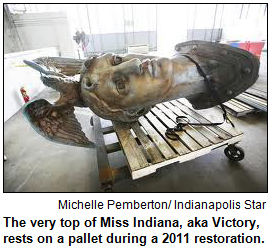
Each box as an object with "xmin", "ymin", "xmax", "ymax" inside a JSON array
[
  {"xmin": 221, "ymin": 85, "xmax": 267, "ymax": 116},
  {"xmin": 222, "ymin": 98, "xmax": 256, "ymax": 117},
  {"xmin": 235, "ymin": 92, "xmax": 267, "ymax": 112},
  {"xmin": 93, "ymin": 99, "xmax": 243, "ymax": 182}
]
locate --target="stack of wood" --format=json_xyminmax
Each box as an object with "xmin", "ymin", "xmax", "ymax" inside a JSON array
[{"xmin": 221, "ymin": 84, "xmax": 267, "ymax": 117}]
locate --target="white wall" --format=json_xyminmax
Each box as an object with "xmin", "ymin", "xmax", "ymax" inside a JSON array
[
  {"xmin": 156, "ymin": 4, "xmax": 267, "ymax": 55},
  {"xmin": 221, "ymin": 4, "xmax": 267, "ymax": 42},
  {"xmin": 4, "ymin": 47, "xmax": 59, "ymax": 122},
  {"xmin": 156, "ymin": 4, "xmax": 189, "ymax": 55},
  {"xmin": 12, "ymin": 12, "xmax": 77, "ymax": 58}
]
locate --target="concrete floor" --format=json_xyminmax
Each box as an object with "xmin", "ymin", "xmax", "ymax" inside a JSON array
[{"xmin": 4, "ymin": 54, "xmax": 267, "ymax": 193}]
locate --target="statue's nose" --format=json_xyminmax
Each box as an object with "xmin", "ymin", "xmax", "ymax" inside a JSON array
[{"xmin": 115, "ymin": 58, "xmax": 141, "ymax": 75}]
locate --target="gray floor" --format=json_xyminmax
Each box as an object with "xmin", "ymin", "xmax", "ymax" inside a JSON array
[{"xmin": 4, "ymin": 54, "xmax": 267, "ymax": 193}]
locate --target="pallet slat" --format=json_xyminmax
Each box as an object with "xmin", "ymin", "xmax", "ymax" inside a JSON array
[
  {"xmin": 106, "ymin": 142, "xmax": 121, "ymax": 154},
  {"xmin": 235, "ymin": 94, "xmax": 267, "ymax": 112},
  {"xmin": 245, "ymin": 88, "xmax": 267, "ymax": 100},
  {"xmin": 223, "ymin": 101, "xmax": 245, "ymax": 113},
  {"xmin": 138, "ymin": 116, "xmax": 177, "ymax": 160},
  {"xmin": 241, "ymin": 93, "xmax": 267, "ymax": 105},
  {"xmin": 177, "ymin": 99, "xmax": 241, "ymax": 137},
  {"xmin": 131, "ymin": 123, "xmax": 164, "ymax": 164},
  {"xmin": 192, "ymin": 106, "xmax": 241, "ymax": 137},
  {"xmin": 229, "ymin": 99, "xmax": 254, "ymax": 110},
  {"xmin": 151, "ymin": 106, "xmax": 202, "ymax": 152},
  {"xmin": 102, "ymin": 126, "xmax": 115, "ymax": 134},
  {"xmin": 222, "ymin": 99, "xmax": 255, "ymax": 117},
  {"xmin": 163, "ymin": 102, "xmax": 219, "ymax": 145},
  {"xmin": 113, "ymin": 122, "xmax": 149, "ymax": 172},
  {"xmin": 157, "ymin": 103, "xmax": 211, "ymax": 148},
  {"xmin": 145, "ymin": 111, "xmax": 190, "ymax": 155},
  {"xmin": 171, "ymin": 100, "xmax": 232, "ymax": 140}
]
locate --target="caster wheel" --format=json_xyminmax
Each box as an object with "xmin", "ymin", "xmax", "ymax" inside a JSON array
[
  {"xmin": 224, "ymin": 145, "xmax": 244, "ymax": 162},
  {"xmin": 90, "ymin": 116, "xmax": 94, "ymax": 126}
]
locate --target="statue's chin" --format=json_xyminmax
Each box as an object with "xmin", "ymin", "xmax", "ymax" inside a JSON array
[
  {"xmin": 91, "ymin": 106, "xmax": 151, "ymax": 123},
  {"xmin": 81, "ymin": 89, "xmax": 151, "ymax": 122}
]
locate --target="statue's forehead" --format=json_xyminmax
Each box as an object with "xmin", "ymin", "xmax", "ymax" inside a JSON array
[
  {"xmin": 89, "ymin": 65, "xmax": 113, "ymax": 84},
  {"xmin": 81, "ymin": 56, "xmax": 109, "ymax": 83}
]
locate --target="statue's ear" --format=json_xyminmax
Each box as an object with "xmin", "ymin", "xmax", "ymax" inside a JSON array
[
  {"xmin": 80, "ymin": 57, "xmax": 97, "ymax": 81},
  {"xmin": 84, "ymin": 58, "xmax": 93, "ymax": 69},
  {"xmin": 23, "ymin": 99, "xmax": 95, "ymax": 148},
  {"xmin": 83, "ymin": 56, "xmax": 98, "ymax": 70}
]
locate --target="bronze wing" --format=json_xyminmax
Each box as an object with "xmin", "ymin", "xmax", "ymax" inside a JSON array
[
  {"xmin": 23, "ymin": 99, "xmax": 95, "ymax": 148},
  {"xmin": 33, "ymin": 57, "xmax": 84, "ymax": 76}
]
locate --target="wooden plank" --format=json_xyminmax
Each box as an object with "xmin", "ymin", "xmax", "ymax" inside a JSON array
[
  {"xmin": 152, "ymin": 106, "xmax": 201, "ymax": 151},
  {"xmin": 102, "ymin": 126, "xmax": 115, "ymax": 134},
  {"xmin": 176, "ymin": 99, "xmax": 241, "ymax": 137},
  {"xmin": 222, "ymin": 100, "xmax": 255, "ymax": 117},
  {"xmin": 157, "ymin": 103, "xmax": 211, "ymax": 148},
  {"xmin": 171, "ymin": 100, "xmax": 232, "ymax": 140},
  {"xmin": 138, "ymin": 116, "xmax": 177, "ymax": 159},
  {"xmin": 189, "ymin": 105, "xmax": 242, "ymax": 137},
  {"xmin": 113, "ymin": 122, "xmax": 149, "ymax": 172},
  {"xmin": 93, "ymin": 115, "xmax": 114, "ymax": 188},
  {"xmin": 223, "ymin": 106, "xmax": 252, "ymax": 117},
  {"xmin": 236, "ymin": 94, "xmax": 267, "ymax": 107},
  {"xmin": 163, "ymin": 101, "xmax": 221, "ymax": 145},
  {"xmin": 224, "ymin": 108, "xmax": 239, "ymax": 117},
  {"xmin": 222, "ymin": 103, "xmax": 244, "ymax": 117},
  {"xmin": 145, "ymin": 111, "xmax": 190, "ymax": 155},
  {"xmin": 106, "ymin": 142, "xmax": 121, "ymax": 154},
  {"xmin": 225, "ymin": 100, "xmax": 255, "ymax": 117},
  {"xmin": 229, "ymin": 99, "xmax": 254, "ymax": 110},
  {"xmin": 241, "ymin": 93, "xmax": 267, "ymax": 104},
  {"xmin": 223, "ymin": 101, "xmax": 245, "ymax": 113},
  {"xmin": 245, "ymin": 88, "xmax": 267, "ymax": 100},
  {"xmin": 131, "ymin": 123, "xmax": 164, "ymax": 164},
  {"xmin": 235, "ymin": 95, "xmax": 267, "ymax": 111}
]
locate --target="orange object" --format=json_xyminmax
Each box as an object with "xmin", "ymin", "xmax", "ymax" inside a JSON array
[{"xmin": 20, "ymin": 87, "xmax": 30, "ymax": 103}]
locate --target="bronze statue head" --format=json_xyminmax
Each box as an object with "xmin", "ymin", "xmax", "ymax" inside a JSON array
[{"xmin": 80, "ymin": 53, "xmax": 174, "ymax": 122}]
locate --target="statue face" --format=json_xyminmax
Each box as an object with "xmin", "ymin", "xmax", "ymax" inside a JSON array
[{"xmin": 80, "ymin": 53, "xmax": 173, "ymax": 121}]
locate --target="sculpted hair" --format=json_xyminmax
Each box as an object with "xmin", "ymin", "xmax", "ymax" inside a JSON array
[{"xmin": 80, "ymin": 55, "xmax": 98, "ymax": 82}]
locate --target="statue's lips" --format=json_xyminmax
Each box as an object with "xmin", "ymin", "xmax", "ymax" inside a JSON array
[{"xmin": 140, "ymin": 59, "xmax": 159, "ymax": 77}]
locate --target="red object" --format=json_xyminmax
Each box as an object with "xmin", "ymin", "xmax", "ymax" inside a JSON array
[
  {"xmin": 239, "ymin": 41, "xmax": 265, "ymax": 59},
  {"xmin": 239, "ymin": 42, "xmax": 250, "ymax": 51},
  {"xmin": 247, "ymin": 42, "xmax": 265, "ymax": 59},
  {"xmin": 20, "ymin": 87, "xmax": 30, "ymax": 103}
]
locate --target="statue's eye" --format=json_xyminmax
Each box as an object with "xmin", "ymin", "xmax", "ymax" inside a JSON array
[
  {"xmin": 83, "ymin": 77, "xmax": 96, "ymax": 90},
  {"xmin": 114, "ymin": 76, "xmax": 129, "ymax": 95},
  {"xmin": 116, "ymin": 80, "xmax": 125, "ymax": 90},
  {"xmin": 85, "ymin": 79, "xmax": 93, "ymax": 87},
  {"xmin": 112, "ymin": 55, "xmax": 122, "ymax": 66},
  {"xmin": 113, "ymin": 73, "xmax": 130, "ymax": 95}
]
